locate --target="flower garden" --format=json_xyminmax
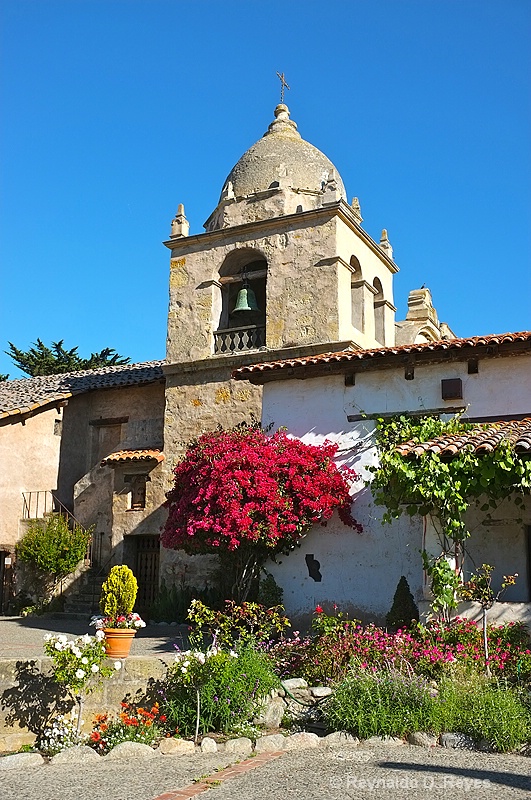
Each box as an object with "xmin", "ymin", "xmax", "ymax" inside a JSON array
[
  {"xmin": 2, "ymin": 598, "xmax": 524, "ymax": 760},
  {"xmin": 3, "ymin": 422, "xmax": 531, "ymax": 760}
]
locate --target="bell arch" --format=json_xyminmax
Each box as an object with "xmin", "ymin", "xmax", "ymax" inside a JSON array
[
  {"xmin": 373, "ymin": 277, "xmax": 385, "ymax": 345},
  {"xmin": 349, "ymin": 255, "xmax": 364, "ymax": 333},
  {"xmin": 213, "ymin": 248, "xmax": 267, "ymax": 354}
]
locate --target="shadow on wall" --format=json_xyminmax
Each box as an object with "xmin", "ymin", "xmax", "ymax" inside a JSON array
[{"xmin": 1, "ymin": 661, "xmax": 72, "ymax": 736}]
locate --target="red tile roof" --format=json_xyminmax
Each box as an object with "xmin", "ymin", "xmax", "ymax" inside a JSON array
[
  {"xmin": 396, "ymin": 418, "xmax": 531, "ymax": 459},
  {"xmin": 0, "ymin": 361, "xmax": 164, "ymax": 421},
  {"xmin": 232, "ymin": 331, "xmax": 531, "ymax": 380},
  {"xmin": 101, "ymin": 449, "xmax": 165, "ymax": 466}
]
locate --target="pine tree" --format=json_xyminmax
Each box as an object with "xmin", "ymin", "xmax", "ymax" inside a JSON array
[{"xmin": 5, "ymin": 339, "xmax": 130, "ymax": 377}]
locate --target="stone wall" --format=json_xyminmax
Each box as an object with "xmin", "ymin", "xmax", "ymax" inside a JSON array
[{"xmin": 0, "ymin": 656, "xmax": 173, "ymax": 752}]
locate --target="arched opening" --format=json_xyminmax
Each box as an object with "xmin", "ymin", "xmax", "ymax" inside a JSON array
[
  {"xmin": 214, "ymin": 249, "xmax": 267, "ymax": 354},
  {"xmin": 373, "ymin": 277, "xmax": 385, "ymax": 345},
  {"xmin": 350, "ymin": 256, "xmax": 364, "ymax": 332}
]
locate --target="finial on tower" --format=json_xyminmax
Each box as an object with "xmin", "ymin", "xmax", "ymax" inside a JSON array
[
  {"xmin": 170, "ymin": 203, "xmax": 189, "ymax": 238},
  {"xmin": 379, "ymin": 228, "xmax": 393, "ymax": 260},
  {"xmin": 351, "ymin": 197, "xmax": 363, "ymax": 223},
  {"xmin": 276, "ymin": 71, "xmax": 290, "ymax": 103}
]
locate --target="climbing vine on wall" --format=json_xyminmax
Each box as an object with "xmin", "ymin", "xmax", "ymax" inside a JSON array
[{"xmin": 369, "ymin": 414, "xmax": 530, "ymax": 545}]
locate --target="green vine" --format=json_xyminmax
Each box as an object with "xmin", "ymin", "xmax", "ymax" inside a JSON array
[
  {"xmin": 369, "ymin": 414, "xmax": 530, "ymax": 616},
  {"xmin": 370, "ymin": 414, "xmax": 530, "ymax": 539}
]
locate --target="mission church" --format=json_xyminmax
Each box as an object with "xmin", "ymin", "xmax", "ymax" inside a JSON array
[{"xmin": 1, "ymin": 101, "xmax": 529, "ymax": 622}]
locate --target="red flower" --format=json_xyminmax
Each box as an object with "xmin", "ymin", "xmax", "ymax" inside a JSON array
[
  {"xmin": 90, "ymin": 731, "xmax": 101, "ymax": 742},
  {"xmin": 161, "ymin": 428, "xmax": 362, "ymax": 557},
  {"xmin": 315, "ymin": 605, "xmax": 324, "ymax": 614}
]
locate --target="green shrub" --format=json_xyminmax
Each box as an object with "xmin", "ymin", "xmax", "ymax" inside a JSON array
[
  {"xmin": 16, "ymin": 514, "xmax": 92, "ymax": 602},
  {"xmin": 100, "ymin": 565, "xmax": 137, "ymax": 617},
  {"xmin": 386, "ymin": 576, "xmax": 419, "ymax": 630},
  {"xmin": 434, "ymin": 677, "xmax": 530, "ymax": 752},
  {"xmin": 148, "ymin": 583, "xmax": 222, "ymax": 623},
  {"xmin": 257, "ymin": 572, "xmax": 283, "ymax": 607},
  {"xmin": 163, "ymin": 644, "xmax": 279, "ymax": 737},
  {"xmin": 324, "ymin": 667, "xmax": 531, "ymax": 752},
  {"xmin": 324, "ymin": 667, "xmax": 436, "ymax": 739}
]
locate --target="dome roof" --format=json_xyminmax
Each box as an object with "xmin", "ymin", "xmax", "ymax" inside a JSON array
[{"xmin": 219, "ymin": 104, "xmax": 346, "ymax": 202}]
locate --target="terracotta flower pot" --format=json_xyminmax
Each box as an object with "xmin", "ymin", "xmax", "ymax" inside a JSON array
[{"xmin": 104, "ymin": 628, "xmax": 136, "ymax": 658}]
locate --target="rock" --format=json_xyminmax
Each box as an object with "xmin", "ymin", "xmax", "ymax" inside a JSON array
[
  {"xmin": 105, "ymin": 741, "xmax": 158, "ymax": 760},
  {"xmin": 407, "ymin": 732, "xmax": 438, "ymax": 748},
  {"xmin": 223, "ymin": 737, "xmax": 252, "ymax": 756},
  {"xmin": 0, "ymin": 752, "xmax": 44, "ymax": 770},
  {"xmin": 254, "ymin": 734, "xmax": 287, "ymax": 753},
  {"xmin": 0, "ymin": 732, "xmax": 37, "ymax": 752},
  {"xmin": 439, "ymin": 733, "xmax": 476, "ymax": 750},
  {"xmin": 158, "ymin": 738, "xmax": 196, "ymax": 755},
  {"xmin": 364, "ymin": 736, "xmax": 404, "ymax": 746},
  {"xmin": 281, "ymin": 678, "xmax": 308, "ymax": 691},
  {"xmin": 254, "ymin": 697, "xmax": 286, "ymax": 728},
  {"xmin": 310, "ymin": 686, "xmax": 333, "ymax": 698},
  {"xmin": 200, "ymin": 737, "xmax": 217, "ymax": 754},
  {"xmin": 321, "ymin": 731, "xmax": 359, "ymax": 747},
  {"xmin": 284, "ymin": 732, "xmax": 320, "ymax": 750},
  {"xmin": 50, "ymin": 745, "xmax": 101, "ymax": 764}
]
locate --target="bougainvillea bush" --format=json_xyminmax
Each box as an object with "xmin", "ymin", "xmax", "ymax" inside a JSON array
[{"xmin": 162, "ymin": 426, "xmax": 361, "ymax": 599}]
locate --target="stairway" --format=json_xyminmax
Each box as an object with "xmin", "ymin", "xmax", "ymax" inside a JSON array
[{"xmin": 63, "ymin": 568, "xmax": 106, "ymax": 617}]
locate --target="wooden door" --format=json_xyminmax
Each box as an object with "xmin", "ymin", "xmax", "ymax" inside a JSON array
[{"xmin": 135, "ymin": 536, "xmax": 160, "ymax": 615}]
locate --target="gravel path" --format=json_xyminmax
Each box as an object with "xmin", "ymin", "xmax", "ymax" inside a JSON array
[
  {"xmin": 1, "ymin": 744, "xmax": 530, "ymax": 800},
  {"xmin": 0, "ymin": 616, "xmax": 187, "ymax": 658}
]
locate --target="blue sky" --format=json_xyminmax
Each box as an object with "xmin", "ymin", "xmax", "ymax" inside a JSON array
[{"xmin": 1, "ymin": 0, "xmax": 530, "ymax": 378}]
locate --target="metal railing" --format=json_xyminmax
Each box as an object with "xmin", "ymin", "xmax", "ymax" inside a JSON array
[
  {"xmin": 21, "ymin": 490, "xmax": 93, "ymax": 564},
  {"xmin": 214, "ymin": 324, "xmax": 266, "ymax": 354}
]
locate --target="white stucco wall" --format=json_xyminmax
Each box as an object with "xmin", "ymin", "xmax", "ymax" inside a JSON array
[{"xmin": 259, "ymin": 353, "xmax": 531, "ymax": 625}]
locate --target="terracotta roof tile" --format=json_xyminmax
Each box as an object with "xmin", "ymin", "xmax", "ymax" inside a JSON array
[
  {"xmin": 396, "ymin": 418, "xmax": 531, "ymax": 459},
  {"xmin": 232, "ymin": 331, "xmax": 531, "ymax": 379},
  {"xmin": 0, "ymin": 361, "xmax": 165, "ymax": 421},
  {"xmin": 101, "ymin": 449, "xmax": 164, "ymax": 466}
]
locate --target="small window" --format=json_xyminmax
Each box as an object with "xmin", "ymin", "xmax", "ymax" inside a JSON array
[
  {"xmin": 54, "ymin": 419, "xmax": 62, "ymax": 436},
  {"xmin": 124, "ymin": 474, "xmax": 148, "ymax": 510}
]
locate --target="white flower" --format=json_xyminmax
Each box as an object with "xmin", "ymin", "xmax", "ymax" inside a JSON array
[
  {"xmin": 81, "ymin": 634, "xmax": 91, "ymax": 645},
  {"xmin": 95, "ymin": 630, "xmax": 105, "ymax": 641},
  {"xmin": 75, "ymin": 669, "xmax": 85, "ymax": 679},
  {"xmin": 72, "ymin": 648, "xmax": 82, "ymax": 658},
  {"xmin": 114, "ymin": 661, "xmax": 122, "ymax": 670},
  {"xmin": 81, "ymin": 657, "xmax": 88, "ymax": 665},
  {"xmin": 58, "ymin": 635, "xmax": 67, "ymax": 644},
  {"xmin": 91, "ymin": 663, "xmax": 99, "ymax": 673},
  {"xmin": 43, "ymin": 633, "xmax": 53, "ymax": 642},
  {"xmin": 195, "ymin": 653, "xmax": 206, "ymax": 665},
  {"xmin": 181, "ymin": 666, "xmax": 187, "ymax": 673},
  {"xmin": 229, "ymin": 650, "xmax": 238, "ymax": 658},
  {"xmin": 55, "ymin": 642, "xmax": 63, "ymax": 651}
]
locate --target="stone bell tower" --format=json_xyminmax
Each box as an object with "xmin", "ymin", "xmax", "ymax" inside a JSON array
[{"xmin": 162, "ymin": 103, "xmax": 399, "ymax": 460}]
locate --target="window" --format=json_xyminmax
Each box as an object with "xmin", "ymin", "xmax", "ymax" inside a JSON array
[{"xmin": 124, "ymin": 474, "xmax": 148, "ymax": 510}]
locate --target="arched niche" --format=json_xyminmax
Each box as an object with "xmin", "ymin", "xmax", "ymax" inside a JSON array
[
  {"xmin": 214, "ymin": 249, "xmax": 267, "ymax": 353},
  {"xmin": 350, "ymin": 255, "xmax": 364, "ymax": 332},
  {"xmin": 373, "ymin": 277, "xmax": 385, "ymax": 345}
]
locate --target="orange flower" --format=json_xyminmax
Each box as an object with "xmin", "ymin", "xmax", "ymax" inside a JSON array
[{"xmin": 90, "ymin": 731, "xmax": 101, "ymax": 742}]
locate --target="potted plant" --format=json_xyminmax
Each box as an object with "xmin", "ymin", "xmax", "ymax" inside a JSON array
[{"xmin": 90, "ymin": 565, "xmax": 145, "ymax": 658}]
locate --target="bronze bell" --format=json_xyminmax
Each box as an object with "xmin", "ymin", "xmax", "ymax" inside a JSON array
[{"xmin": 232, "ymin": 281, "xmax": 260, "ymax": 313}]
